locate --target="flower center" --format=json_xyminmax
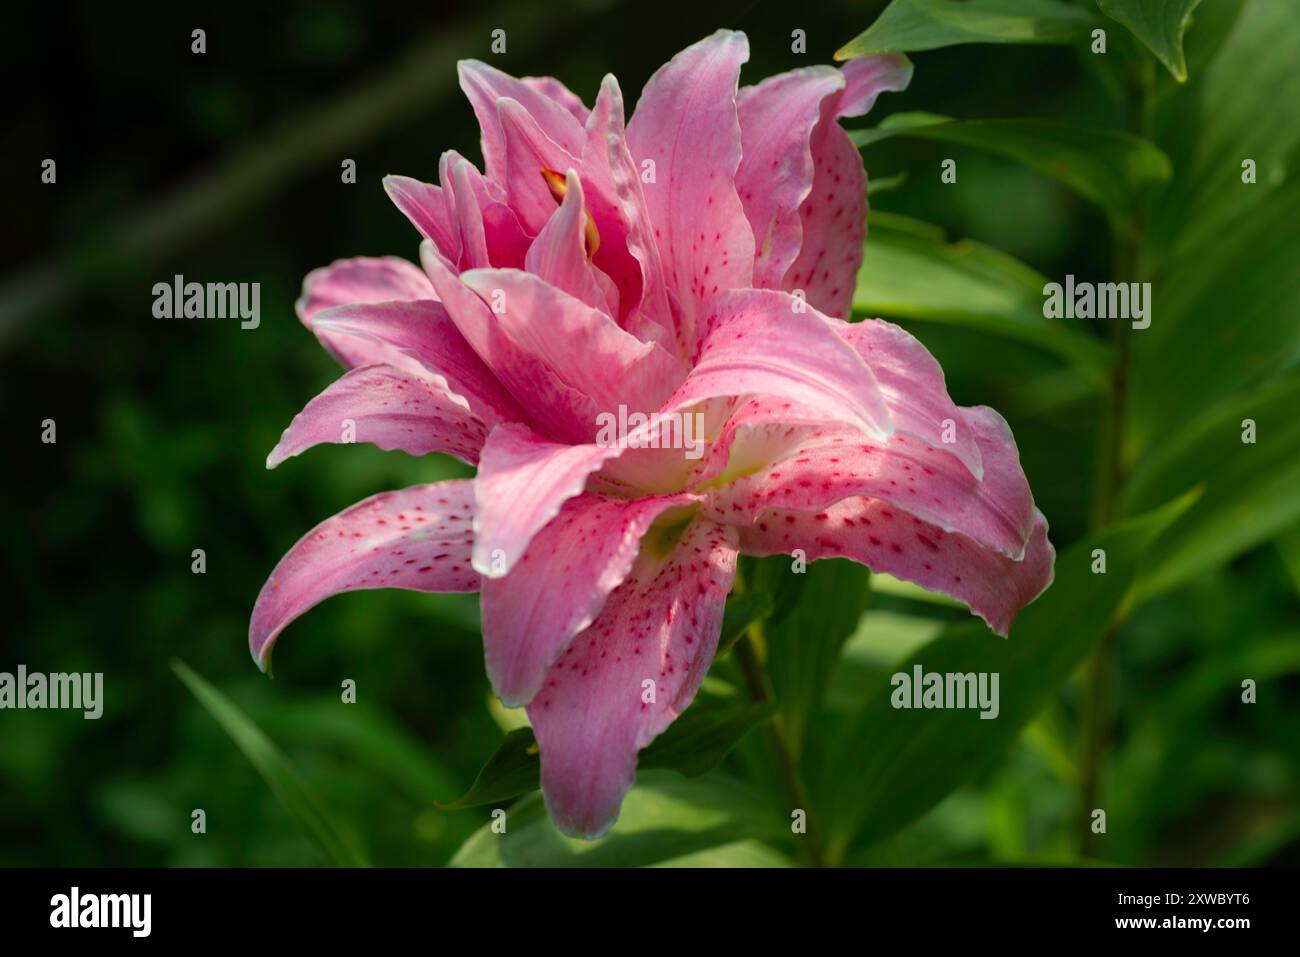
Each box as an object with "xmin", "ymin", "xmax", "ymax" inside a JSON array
[{"xmin": 540, "ymin": 167, "xmax": 600, "ymax": 259}]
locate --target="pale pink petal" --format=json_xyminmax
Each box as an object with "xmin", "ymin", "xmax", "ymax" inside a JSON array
[
  {"xmin": 383, "ymin": 174, "xmax": 460, "ymax": 263},
  {"xmin": 706, "ymin": 405, "xmax": 1036, "ymax": 559},
  {"xmin": 481, "ymin": 492, "xmax": 699, "ymax": 706},
  {"xmin": 497, "ymin": 97, "xmax": 581, "ymax": 235},
  {"xmin": 309, "ymin": 299, "xmax": 524, "ymax": 426},
  {"xmin": 471, "ymin": 423, "xmax": 624, "ymax": 576},
  {"xmin": 386, "ymin": 156, "xmax": 530, "ymax": 271},
  {"xmin": 528, "ymin": 517, "xmax": 738, "ymax": 838},
  {"xmin": 836, "ymin": 317, "xmax": 982, "ymax": 479},
  {"xmin": 449, "ymin": 155, "xmax": 495, "ymax": 270},
  {"xmin": 523, "ymin": 169, "xmax": 619, "ymax": 316},
  {"xmin": 295, "ymin": 256, "xmax": 434, "ymax": 368},
  {"xmin": 626, "ymin": 30, "xmax": 756, "ymax": 358},
  {"xmin": 737, "ymin": 501, "xmax": 1053, "ymax": 637},
  {"xmin": 459, "ymin": 267, "xmax": 686, "ymax": 418},
  {"xmin": 580, "ymin": 75, "xmax": 676, "ymax": 346},
  {"xmin": 420, "ymin": 244, "xmax": 603, "ymax": 443},
  {"xmin": 458, "ymin": 59, "xmax": 586, "ymax": 185},
  {"xmin": 659, "ymin": 289, "xmax": 891, "ymax": 439},
  {"xmin": 266, "ymin": 364, "xmax": 488, "ymax": 468},
  {"xmin": 522, "ymin": 75, "xmax": 590, "ymax": 123},
  {"xmin": 783, "ymin": 54, "xmax": 912, "ymax": 318},
  {"xmin": 736, "ymin": 65, "xmax": 844, "ymax": 288},
  {"xmin": 690, "ymin": 394, "xmax": 839, "ymax": 488},
  {"xmin": 249, "ymin": 482, "xmax": 479, "ymax": 672}
]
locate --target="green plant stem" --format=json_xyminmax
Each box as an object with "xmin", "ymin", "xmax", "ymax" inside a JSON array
[
  {"xmin": 730, "ymin": 565, "xmax": 828, "ymax": 866},
  {"xmin": 1080, "ymin": 60, "xmax": 1152, "ymax": 858}
]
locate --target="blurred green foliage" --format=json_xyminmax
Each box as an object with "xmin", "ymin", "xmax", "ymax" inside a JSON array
[{"xmin": 2, "ymin": 0, "xmax": 1297, "ymax": 867}]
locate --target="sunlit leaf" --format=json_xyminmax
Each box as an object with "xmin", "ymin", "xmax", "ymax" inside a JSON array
[
  {"xmin": 855, "ymin": 212, "xmax": 1110, "ymax": 378},
  {"xmin": 854, "ymin": 113, "xmax": 1171, "ymax": 235},
  {"xmin": 1098, "ymin": 0, "xmax": 1203, "ymax": 82},
  {"xmin": 449, "ymin": 771, "xmax": 784, "ymax": 867},
  {"xmin": 836, "ymin": 0, "xmax": 1096, "ymax": 59},
  {"xmin": 437, "ymin": 691, "xmax": 773, "ymax": 810}
]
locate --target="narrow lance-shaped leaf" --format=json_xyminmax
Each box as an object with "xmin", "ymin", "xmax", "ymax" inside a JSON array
[
  {"xmin": 853, "ymin": 211, "xmax": 1111, "ymax": 380},
  {"xmin": 1125, "ymin": 372, "xmax": 1300, "ymax": 602},
  {"xmin": 171, "ymin": 660, "xmax": 370, "ymax": 867},
  {"xmin": 852, "ymin": 113, "xmax": 1172, "ymax": 236},
  {"xmin": 438, "ymin": 690, "xmax": 774, "ymax": 810},
  {"xmin": 837, "ymin": 0, "xmax": 1098, "ymax": 59},
  {"xmin": 449, "ymin": 771, "xmax": 786, "ymax": 867},
  {"xmin": 815, "ymin": 493, "xmax": 1195, "ymax": 856},
  {"xmin": 764, "ymin": 557, "xmax": 872, "ymax": 756},
  {"xmin": 1098, "ymin": 0, "xmax": 1204, "ymax": 82}
]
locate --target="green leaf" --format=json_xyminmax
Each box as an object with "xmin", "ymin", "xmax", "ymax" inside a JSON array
[
  {"xmin": 717, "ymin": 588, "xmax": 773, "ymax": 657},
  {"xmin": 1127, "ymin": 3, "xmax": 1300, "ymax": 459},
  {"xmin": 1125, "ymin": 372, "xmax": 1300, "ymax": 600},
  {"xmin": 867, "ymin": 169, "xmax": 909, "ymax": 195},
  {"xmin": 836, "ymin": 0, "xmax": 1097, "ymax": 58},
  {"xmin": 640, "ymin": 694, "xmax": 775, "ymax": 777},
  {"xmin": 853, "ymin": 113, "xmax": 1172, "ymax": 235},
  {"xmin": 449, "ymin": 771, "xmax": 784, "ymax": 867},
  {"xmin": 766, "ymin": 558, "xmax": 871, "ymax": 755},
  {"xmin": 1098, "ymin": 0, "xmax": 1203, "ymax": 82},
  {"xmin": 171, "ymin": 660, "xmax": 370, "ymax": 867},
  {"xmin": 437, "ymin": 728, "xmax": 540, "ymax": 811},
  {"xmin": 1123, "ymin": 371, "xmax": 1300, "ymax": 516},
  {"xmin": 254, "ymin": 698, "xmax": 460, "ymax": 805},
  {"xmin": 1277, "ymin": 527, "xmax": 1300, "ymax": 598},
  {"xmin": 854, "ymin": 212, "xmax": 1110, "ymax": 378},
  {"xmin": 651, "ymin": 840, "xmax": 797, "ymax": 867},
  {"xmin": 1145, "ymin": 0, "xmax": 1300, "ymax": 270},
  {"xmin": 815, "ymin": 495, "xmax": 1194, "ymax": 855},
  {"xmin": 437, "ymin": 691, "xmax": 773, "ymax": 810}
]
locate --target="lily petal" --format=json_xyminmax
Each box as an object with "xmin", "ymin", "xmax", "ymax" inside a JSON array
[
  {"xmin": 497, "ymin": 97, "xmax": 581, "ymax": 235},
  {"xmin": 736, "ymin": 65, "xmax": 845, "ymax": 288},
  {"xmin": 471, "ymin": 423, "xmax": 624, "ymax": 577},
  {"xmin": 581, "ymin": 75, "xmax": 676, "ymax": 345},
  {"xmin": 481, "ymin": 492, "xmax": 699, "ymax": 706},
  {"xmin": 626, "ymin": 30, "xmax": 755, "ymax": 359},
  {"xmin": 459, "ymin": 267, "xmax": 686, "ymax": 419},
  {"xmin": 421, "ymin": 243, "xmax": 603, "ymax": 443},
  {"xmin": 783, "ymin": 54, "xmax": 912, "ymax": 318},
  {"xmin": 706, "ymin": 405, "xmax": 1036, "ymax": 559},
  {"xmin": 659, "ymin": 289, "xmax": 892, "ymax": 439},
  {"xmin": 524, "ymin": 169, "xmax": 620, "ymax": 316},
  {"xmin": 836, "ymin": 317, "xmax": 982, "ymax": 479},
  {"xmin": 739, "ymin": 501, "xmax": 1053, "ymax": 636},
  {"xmin": 459, "ymin": 59, "xmax": 586, "ymax": 185},
  {"xmin": 386, "ymin": 154, "xmax": 530, "ymax": 271},
  {"xmin": 528, "ymin": 516, "xmax": 738, "ymax": 838},
  {"xmin": 310, "ymin": 299, "xmax": 524, "ymax": 426},
  {"xmin": 522, "ymin": 74, "xmax": 590, "ymax": 124},
  {"xmin": 266, "ymin": 364, "xmax": 488, "ymax": 469},
  {"xmin": 295, "ymin": 256, "xmax": 434, "ymax": 369},
  {"xmin": 383, "ymin": 173, "xmax": 460, "ymax": 263},
  {"xmin": 249, "ymin": 482, "xmax": 478, "ymax": 672}
]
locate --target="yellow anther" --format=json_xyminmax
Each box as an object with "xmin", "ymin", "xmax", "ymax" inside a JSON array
[{"xmin": 540, "ymin": 167, "xmax": 600, "ymax": 259}]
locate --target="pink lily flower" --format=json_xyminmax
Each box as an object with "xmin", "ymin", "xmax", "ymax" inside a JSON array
[{"xmin": 250, "ymin": 31, "xmax": 1055, "ymax": 838}]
